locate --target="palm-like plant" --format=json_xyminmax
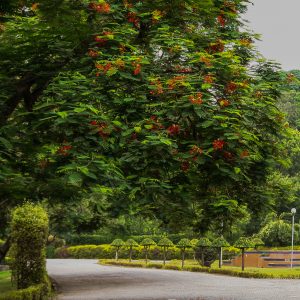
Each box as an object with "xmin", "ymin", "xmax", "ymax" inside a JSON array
[
  {"xmin": 125, "ymin": 239, "xmax": 139, "ymax": 262},
  {"xmin": 111, "ymin": 239, "xmax": 125, "ymax": 261},
  {"xmin": 140, "ymin": 238, "xmax": 156, "ymax": 264},
  {"xmin": 177, "ymin": 238, "xmax": 191, "ymax": 268}
]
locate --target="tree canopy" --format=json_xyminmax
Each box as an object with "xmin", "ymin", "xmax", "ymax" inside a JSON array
[{"xmin": 0, "ymin": 0, "xmax": 288, "ymax": 238}]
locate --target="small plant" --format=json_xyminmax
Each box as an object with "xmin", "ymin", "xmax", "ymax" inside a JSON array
[
  {"xmin": 196, "ymin": 238, "xmax": 212, "ymax": 266},
  {"xmin": 177, "ymin": 238, "xmax": 191, "ymax": 268},
  {"xmin": 251, "ymin": 237, "xmax": 264, "ymax": 250},
  {"xmin": 212, "ymin": 237, "xmax": 230, "ymax": 268},
  {"xmin": 234, "ymin": 237, "xmax": 254, "ymax": 271},
  {"xmin": 125, "ymin": 239, "xmax": 139, "ymax": 262},
  {"xmin": 140, "ymin": 238, "xmax": 156, "ymax": 264},
  {"xmin": 158, "ymin": 237, "xmax": 174, "ymax": 265},
  {"xmin": 111, "ymin": 239, "xmax": 125, "ymax": 261}
]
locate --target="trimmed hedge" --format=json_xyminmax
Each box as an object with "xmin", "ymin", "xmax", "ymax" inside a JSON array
[
  {"xmin": 54, "ymin": 244, "xmax": 194, "ymax": 260},
  {"xmin": 0, "ymin": 277, "xmax": 51, "ymax": 300},
  {"xmin": 100, "ymin": 260, "xmax": 300, "ymax": 279}
]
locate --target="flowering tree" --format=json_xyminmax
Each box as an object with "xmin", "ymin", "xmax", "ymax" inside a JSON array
[{"xmin": 0, "ymin": 0, "xmax": 286, "ymax": 259}]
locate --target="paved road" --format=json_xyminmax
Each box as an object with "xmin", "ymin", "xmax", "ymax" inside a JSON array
[{"xmin": 47, "ymin": 259, "xmax": 300, "ymax": 300}]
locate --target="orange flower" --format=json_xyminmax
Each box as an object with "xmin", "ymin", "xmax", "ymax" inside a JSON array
[
  {"xmin": 226, "ymin": 81, "xmax": 238, "ymax": 93},
  {"xmin": 190, "ymin": 145, "xmax": 203, "ymax": 156},
  {"xmin": 200, "ymin": 56, "xmax": 212, "ymax": 67},
  {"xmin": 219, "ymin": 99, "xmax": 230, "ymax": 107},
  {"xmin": 208, "ymin": 40, "xmax": 225, "ymax": 53},
  {"xmin": 217, "ymin": 15, "xmax": 226, "ymax": 27},
  {"xmin": 240, "ymin": 150, "xmax": 249, "ymax": 158},
  {"xmin": 189, "ymin": 93, "xmax": 203, "ymax": 105},
  {"xmin": 88, "ymin": 49, "xmax": 98, "ymax": 57},
  {"xmin": 213, "ymin": 139, "xmax": 225, "ymax": 150},
  {"xmin": 167, "ymin": 124, "xmax": 180, "ymax": 136},
  {"xmin": 133, "ymin": 63, "xmax": 141, "ymax": 75},
  {"xmin": 203, "ymin": 74, "xmax": 214, "ymax": 84}
]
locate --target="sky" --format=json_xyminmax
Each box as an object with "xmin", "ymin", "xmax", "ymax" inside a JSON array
[{"xmin": 245, "ymin": 0, "xmax": 300, "ymax": 70}]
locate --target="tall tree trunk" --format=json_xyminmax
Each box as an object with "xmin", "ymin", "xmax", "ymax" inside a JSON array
[
  {"xmin": 0, "ymin": 237, "xmax": 11, "ymax": 264},
  {"xmin": 218, "ymin": 247, "xmax": 222, "ymax": 268},
  {"xmin": 201, "ymin": 248, "xmax": 204, "ymax": 266},
  {"xmin": 163, "ymin": 247, "xmax": 166, "ymax": 266},
  {"xmin": 145, "ymin": 247, "xmax": 148, "ymax": 264},
  {"xmin": 129, "ymin": 247, "xmax": 132, "ymax": 262},
  {"xmin": 181, "ymin": 250, "xmax": 185, "ymax": 268}
]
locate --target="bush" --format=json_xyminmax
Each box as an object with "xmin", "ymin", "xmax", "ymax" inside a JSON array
[
  {"xmin": 54, "ymin": 244, "xmax": 194, "ymax": 260},
  {"xmin": 0, "ymin": 277, "xmax": 51, "ymax": 300},
  {"xmin": 64, "ymin": 234, "xmax": 113, "ymax": 245},
  {"xmin": 10, "ymin": 203, "xmax": 49, "ymax": 290}
]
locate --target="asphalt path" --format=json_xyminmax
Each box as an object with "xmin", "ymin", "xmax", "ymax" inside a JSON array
[{"xmin": 47, "ymin": 259, "xmax": 300, "ymax": 300}]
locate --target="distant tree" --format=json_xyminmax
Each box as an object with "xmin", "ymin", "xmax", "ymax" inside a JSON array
[
  {"xmin": 140, "ymin": 238, "xmax": 156, "ymax": 264},
  {"xmin": 212, "ymin": 237, "xmax": 229, "ymax": 268},
  {"xmin": 158, "ymin": 237, "xmax": 174, "ymax": 265},
  {"xmin": 125, "ymin": 239, "xmax": 139, "ymax": 262},
  {"xmin": 177, "ymin": 238, "xmax": 192, "ymax": 268},
  {"xmin": 111, "ymin": 239, "xmax": 125, "ymax": 261},
  {"xmin": 234, "ymin": 237, "xmax": 254, "ymax": 271}
]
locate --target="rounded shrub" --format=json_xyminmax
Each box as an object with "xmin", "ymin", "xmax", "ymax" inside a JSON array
[
  {"xmin": 158, "ymin": 237, "xmax": 174, "ymax": 265},
  {"xmin": 111, "ymin": 239, "xmax": 125, "ymax": 260},
  {"xmin": 10, "ymin": 203, "xmax": 49, "ymax": 290}
]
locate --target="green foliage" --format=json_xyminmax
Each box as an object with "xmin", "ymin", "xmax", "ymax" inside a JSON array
[
  {"xmin": 212, "ymin": 237, "xmax": 230, "ymax": 248},
  {"xmin": 251, "ymin": 237, "xmax": 264, "ymax": 248},
  {"xmin": 233, "ymin": 237, "xmax": 254, "ymax": 249},
  {"xmin": 158, "ymin": 237, "xmax": 174, "ymax": 247},
  {"xmin": 0, "ymin": 0, "xmax": 288, "ymax": 238},
  {"xmin": 259, "ymin": 219, "xmax": 297, "ymax": 247},
  {"xmin": 125, "ymin": 239, "xmax": 139, "ymax": 247},
  {"xmin": 0, "ymin": 280, "xmax": 51, "ymax": 300},
  {"xmin": 10, "ymin": 203, "xmax": 49, "ymax": 290},
  {"xmin": 196, "ymin": 238, "xmax": 212, "ymax": 248},
  {"xmin": 111, "ymin": 239, "xmax": 125, "ymax": 248},
  {"xmin": 177, "ymin": 238, "xmax": 191, "ymax": 249},
  {"xmin": 54, "ymin": 244, "xmax": 194, "ymax": 260},
  {"xmin": 140, "ymin": 238, "xmax": 156, "ymax": 247}
]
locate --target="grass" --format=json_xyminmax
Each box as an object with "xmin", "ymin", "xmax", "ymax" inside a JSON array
[
  {"xmin": 100, "ymin": 259, "xmax": 300, "ymax": 279},
  {"xmin": 0, "ymin": 271, "xmax": 15, "ymax": 293}
]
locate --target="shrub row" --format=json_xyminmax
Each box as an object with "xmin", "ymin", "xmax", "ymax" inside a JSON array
[
  {"xmin": 100, "ymin": 260, "xmax": 300, "ymax": 279},
  {"xmin": 54, "ymin": 244, "xmax": 194, "ymax": 260},
  {"xmin": 63, "ymin": 233, "xmax": 191, "ymax": 246},
  {"xmin": 0, "ymin": 278, "xmax": 51, "ymax": 300}
]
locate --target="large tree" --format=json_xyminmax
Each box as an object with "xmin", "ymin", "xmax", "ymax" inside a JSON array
[{"xmin": 0, "ymin": 0, "xmax": 286, "ymax": 251}]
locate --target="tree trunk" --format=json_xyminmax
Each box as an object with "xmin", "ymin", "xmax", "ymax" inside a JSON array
[
  {"xmin": 201, "ymin": 248, "xmax": 204, "ymax": 266},
  {"xmin": 163, "ymin": 247, "xmax": 166, "ymax": 266},
  {"xmin": 0, "ymin": 237, "xmax": 11, "ymax": 264},
  {"xmin": 218, "ymin": 247, "xmax": 222, "ymax": 268},
  {"xmin": 181, "ymin": 250, "xmax": 185, "ymax": 268},
  {"xmin": 129, "ymin": 247, "xmax": 132, "ymax": 262},
  {"xmin": 145, "ymin": 247, "xmax": 148, "ymax": 264},
  {"xmin": 115, "ymin": 249, "xmax": 118, "ymax": 261},
  {"xmin": 242, "ymin": 248, "xmax": 245, "ymax": 271}
]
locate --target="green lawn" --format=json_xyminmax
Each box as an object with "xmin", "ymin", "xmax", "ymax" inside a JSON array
[{"xmin": 0, "ymin": 271, "xmax": 15, "ymax": 293}]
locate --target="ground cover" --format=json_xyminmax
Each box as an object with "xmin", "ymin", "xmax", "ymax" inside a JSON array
[
  {"xmin": 100, "ymin": 259, "xmax": 300, "ymax": 279},
  {"xmin": 0, "ymin": 271, "xmax": 14, "ymax": 293}
]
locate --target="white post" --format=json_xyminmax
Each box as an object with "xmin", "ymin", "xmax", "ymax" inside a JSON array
[{"xmin": 291, "ymin": 208, "xmax": 296, "ymax": 269}]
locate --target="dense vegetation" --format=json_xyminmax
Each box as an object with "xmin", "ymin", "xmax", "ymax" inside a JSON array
[{"xmin": 0, "ymin": 0, "xmax": 299, "ymax": 259}]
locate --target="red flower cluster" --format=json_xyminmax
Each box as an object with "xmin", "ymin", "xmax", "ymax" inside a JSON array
[
  {"xmin": 89, "ymin": 2, "xmax": 110, "ymax": 13},
  {"xmin": 208, "ymin": 40, "xmax": 225, "ymax": 53},
  {"xmin": 95, "ymin": 62, "xmax": 112, "ymax": 76},
  {"xmin": 175, "ymin": 65, "xmax": 192, "ymax": 73},
  {"xmin": 200, "ymin": 56, "xmax": 212, "ymax": 67},
  {"xmin": 167, "ymin": 75, "xmax": 186, "ymax": 90},
  {"xmin": 219, "ymin": 99, "xmax": 230, "ymax": 107},
  {"xmin": 217, "ymin": 15, "xmax": 226, "ymax": 27},
  {"xmin": 240, "ymin": 150, "xmax": 249, "ymax": 158},
  {"xmin": 190, "ymin": 145, "xmax": 203, "ymax": 156},
  {"xmin": 88, "ymin": 49, "xmax": 98, "ymax": 57},
  {"xmin": 213, "ymin": 139, "xmax": 225, "ymax": 150},
  {"xmin": 223, "ymin": 151, "xmax": 233, "ymax": 160},
  {"xmin": 94, "ymin": 31, "xmax": 113, "ymax": 46},
  {"xmin": 57, "ymin": 145, "xmax": 72, "ymax": 156},
  {"xmin": 181, "ymin": 161, "xmax": 190, "ymax": 172},
  {"xmin": 203, "ymin": 74, "xmax": 214, "ymax": 84},
  {"xmin": 226, "ymin": 81, "xmax": 238, "ymax": 93},
  {"xmin": 132, "ymin": 63, "xmax": 141, "ymax": 75},
  {"xmin": 189, "ymin": 93, "xmax": 203, "ymax": 105},
  {"xmin": 90, "ymin": 120, "xmax": 110, "ymax": 139},
  {"xmin": 127, "ymin": 12, "xmax": 139, "ymax": 27},
  {"xmin": 150, "ymin": 80, "xmax": 163, "ymax": 95},
  {"xmin": 167, "ymin": 124, "xmax": 180, "ymax": 136}
]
